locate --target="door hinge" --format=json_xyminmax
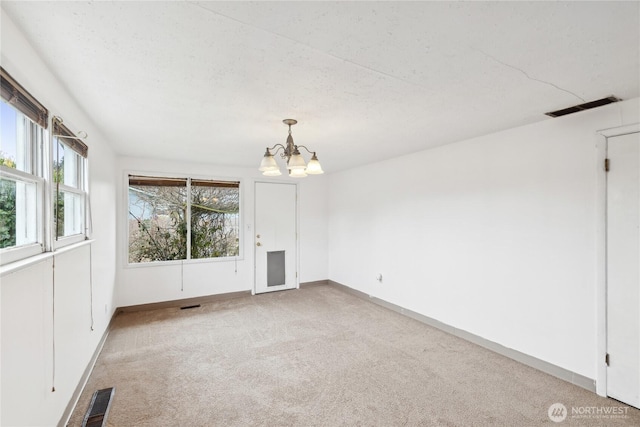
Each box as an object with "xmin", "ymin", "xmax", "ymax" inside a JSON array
[
  {"xmin": 605, "ymin": 353, "xmax": 610, "ymax": 366},
  {"xmin": 605, "ymin": 158, "xmax": 610, "ymax": 172}
]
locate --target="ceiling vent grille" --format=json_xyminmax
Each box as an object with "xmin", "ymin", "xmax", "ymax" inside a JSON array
[{"xmin": 545, "ymin": 96, "xmax": 621, "ymax": 118}]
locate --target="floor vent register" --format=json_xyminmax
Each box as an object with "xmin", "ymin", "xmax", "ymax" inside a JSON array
[{"xmin": 82, "ymin": 387, "xmax": 115, "ymax": 427}]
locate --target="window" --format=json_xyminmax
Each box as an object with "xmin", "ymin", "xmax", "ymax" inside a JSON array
[
  {"xmin": 128, "ymin": 175, "xmax": 240, "ymax": 263},
  {"xmin": 0, "ymin": 67, "xmax": 48, "ymax": 264},
  {"xmin": 53, "ymin": 117, "xmax": 88, "ymax": 244},
  {"xmin": 1, "ymin": 100, "xmax": 42, "ymax": 250},
  {"xmin": 128, "ymin": 177, "xmax": 188, "ymax": 262},
  {"xmin": 190, "ymin": 179, "xmax": 240, "ymax": 259},
  {"xmin": 1, "ymin": 67, "xmax": 89, "ymax": 266}
]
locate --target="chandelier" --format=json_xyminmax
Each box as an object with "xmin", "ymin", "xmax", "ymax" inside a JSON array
[{"xmin": 258, "ymin": 119, "xmax": 324, "ymax": 177}]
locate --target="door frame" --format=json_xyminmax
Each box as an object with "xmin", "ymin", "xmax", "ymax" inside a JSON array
[
  {"xmin": 252, "ymin": 179, "xmax": 300, "ymax": 295},
  {"xmin": 596, "ymin": 123, "xmax": 640, "ymax": 397}
]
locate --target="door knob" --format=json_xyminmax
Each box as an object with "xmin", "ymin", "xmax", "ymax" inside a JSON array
[{"xmin": 256, "ymin": 242, "xmax": 262, "ymax": 247}]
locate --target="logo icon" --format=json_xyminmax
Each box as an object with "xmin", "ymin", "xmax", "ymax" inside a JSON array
[{"xmin": 548, "ymin": 403, "xmax": 567, "ymax": 423}]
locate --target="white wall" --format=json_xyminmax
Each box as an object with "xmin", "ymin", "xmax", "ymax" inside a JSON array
[
  {"xmin": 299, "ymin": 176, "xmax": 329, "ymax": 283},
  {"xmin": 116, "ymin": 157, "xmax": 329, "ymax": 307},
  {"xmin": 328, "ymin": 98, "xmax": 639, "ymax": 381},
  {"xmin": 1, "ymin": 10, "xmax": 118, "ymax": 426}
]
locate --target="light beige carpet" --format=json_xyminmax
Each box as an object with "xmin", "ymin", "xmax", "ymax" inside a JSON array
[{"xmin": 68, "ymin": 284, "xmax": 640, "ymax": 426}]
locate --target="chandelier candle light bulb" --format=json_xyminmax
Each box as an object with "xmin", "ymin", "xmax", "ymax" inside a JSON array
[
  {"xmin": 305, "ymin": 153, "xmax": 324, "ymax": 175},
  {"xmin": 259, "ymin": 149, "xmax": 279, "ymax": 172},
  {"xmin": 258, "ymin": 119, "xmax": 324, "ymax": 177},
  {"xmin": 289, "ymin": 168, "xmax": 308, "ymax": 178},
  {"xmin": 262, "ymin": 168, "xmax": 282, "ymax": 177}
]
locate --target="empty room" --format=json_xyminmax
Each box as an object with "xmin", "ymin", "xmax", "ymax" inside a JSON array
[{"xmin": 1, "ymin": 1, "xmax": 639, "ymax": 426}]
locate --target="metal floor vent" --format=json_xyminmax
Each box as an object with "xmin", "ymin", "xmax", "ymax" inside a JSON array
[
  {"xmin": 545, "ymin": 96, "xmax": 621, "ymax": 118},
  {"xmin": 82, "ymin": 387, "xmax": 115, "ymax": 427}
]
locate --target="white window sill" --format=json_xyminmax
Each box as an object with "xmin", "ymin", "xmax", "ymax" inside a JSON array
[
  {"xmin": 0, "ymin": 239, "xmax": 94, "ymax": 277},
  {"xmin": 125, "ymin": 254, "xmax": 244, "ymax": 269}
]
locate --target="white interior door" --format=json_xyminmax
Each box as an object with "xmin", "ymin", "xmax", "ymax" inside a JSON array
[
  {"xmin": 254, "ymin": 182, "xmax": 297, "ymax": 294},
  {"xmin": 607, "ymin": 131, "xmax": 640, "ymax": 409}
]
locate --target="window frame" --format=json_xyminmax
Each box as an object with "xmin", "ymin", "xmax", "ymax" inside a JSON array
[
  {"xmin": 125, "ymin": 171, "xmax": 243, "ymax": 267},
  {"xmin": 52, "ymin": 132, "xmax": 88, "ymax": 248},
  {"xmin": 0, "ymin": 101, "xmax": 48, "ymax": 265}
]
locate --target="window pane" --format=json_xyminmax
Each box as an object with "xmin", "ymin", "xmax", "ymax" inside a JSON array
[
  {"xmin": 190, "ymin": 182, "xmax": 240, "ymax": 259},
  {"xmin": 53, "ymin": 138, "xmax": 86, "ymax": 242},
  {"xmin": 54, "ymin": 140, "xmax": 81, "ymax": 188},
  {"xmin": 53, "ymin": 140, "xmax": 64, "ymax": 184},
  {"xmin": 128, "ymin": 180, "xmax": 187, "ymax": 262},
  {"xmin": 0, "ymin": 178, "xmax": 16, "ymax": 248},
  {"xmin": 1, "ymin": 100, "xmax": 31, "ymax": 173},
  {"xmin": 0, "ymin": 177, "xmax": 37, "ymax": 248},
  {"xmin": 56, "ymin": 190, "xmax": 84, "ymax": 238}
]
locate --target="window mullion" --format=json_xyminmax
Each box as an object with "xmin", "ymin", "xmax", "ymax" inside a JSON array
[
  {"xmin": 41, "ymin": 125, "xmax": 52, "ymax": 251},
  {"xmin": 84, "ymin": 155, "xmax": 91, "ymax": 238},
  {"xmin": 54, "ymin": 136, "xmax": 59, "ymax": 242},
  {"xmin": 186, "ymin": 178, "xmax": 192, "ymax": 260}
]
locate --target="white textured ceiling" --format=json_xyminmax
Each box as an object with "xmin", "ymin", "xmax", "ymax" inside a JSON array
[{"xmin": 2, "ymin": 1, "xmax": 639, "ymax": 173}]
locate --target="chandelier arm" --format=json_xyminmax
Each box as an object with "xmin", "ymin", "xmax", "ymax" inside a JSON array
[
  {"xmin": 295, "ymin": 145, "xmax": 315, "ymax": 155},
  {"xmin": 268, "ymin": 144, "xmax": 286, "ymax": 155}
]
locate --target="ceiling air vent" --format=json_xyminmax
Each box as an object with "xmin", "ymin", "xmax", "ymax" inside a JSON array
[{"xmin": 545, "ymin": 96, "xmax": 621, "ymax": 118}]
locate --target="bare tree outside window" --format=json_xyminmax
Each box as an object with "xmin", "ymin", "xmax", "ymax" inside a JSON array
[
  {"xmin": 128, "ymin": 176, "xmax": 239, "ymax": 263},
  {"xmin": 190, "ymin": 180, "xmax": 240, "ymax": 259}
]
